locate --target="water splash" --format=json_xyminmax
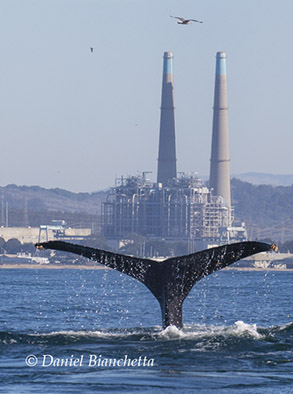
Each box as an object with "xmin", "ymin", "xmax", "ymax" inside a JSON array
[{"xmin": 2, "ymin": 320, "xmax": 292, "ymax": 347}]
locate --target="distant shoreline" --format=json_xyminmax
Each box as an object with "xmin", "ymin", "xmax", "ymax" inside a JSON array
[
  {"xmin": 224, "ymin": 267, "xmax": 293, "ymax": 272},
  {"xmin": 0, "ymin": 264, "xmax": 108, "ymax": 270},
  {"xmin": 0, "ymin": 264, "xmax": 292, "ymax": 272}
]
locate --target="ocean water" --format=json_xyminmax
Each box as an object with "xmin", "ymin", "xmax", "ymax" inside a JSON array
[{"xmin": 0, "ymin": 268, "xmax": 292, "ymax": 393}]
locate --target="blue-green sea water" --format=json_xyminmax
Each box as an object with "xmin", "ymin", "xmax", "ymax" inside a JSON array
[{"xmin": 0, "ymin": 268, "xmax": 292, "ymax": 393}]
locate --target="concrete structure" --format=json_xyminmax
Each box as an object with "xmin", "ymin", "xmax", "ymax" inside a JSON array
[
  {"xmin": 157, "ymin": 52, "xmax": 177, "ymax": 185},
  {"xmin": 0, "ymin": 226, "xmax": 91, "ymax": 244},
  {"xmin": 209, "ymin": 52, "xmax": 231, "ymax": 220}
]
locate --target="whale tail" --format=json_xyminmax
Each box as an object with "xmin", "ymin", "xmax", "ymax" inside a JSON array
[{"xmin": 35, "ymin": 241, "xmax": 274, "ymax": 328}]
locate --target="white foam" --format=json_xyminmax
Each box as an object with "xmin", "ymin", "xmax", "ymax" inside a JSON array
[
  {"xmin": 231, "ymin": 320, "xmax": 262, "ymax": 338},
  {"xmin": 35, "ymin": 330, "xmax": 117, "ymax": 338},
  {"xmin": 278, "ymin": 321, "xmax": 293, "ymax": 331},
  {"xmin": 157, "ymin": 325, "xmax": 185, "ymax": 340},
  {"xmin": 33, "ymin": 321, "xmax": 265, "ymax": 341},
  {"xmin": 156, "ymin": 321, "xmax": 264, "ymax": 341}
]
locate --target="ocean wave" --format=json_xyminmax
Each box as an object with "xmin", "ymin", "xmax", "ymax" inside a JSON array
[
  {"xmin": 157, "ymin": 320, "xmax": 264, "ymax": 341},
  {"xmin": 0, "ymin": 321, "xmax": 292, "ymax": 346}
]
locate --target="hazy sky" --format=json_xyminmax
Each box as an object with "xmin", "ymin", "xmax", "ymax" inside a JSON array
[{"xmin": 0, "ymin": 0, "xmax": 292, "ymax": 192}]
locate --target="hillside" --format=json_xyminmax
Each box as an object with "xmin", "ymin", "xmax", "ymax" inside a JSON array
[
  {"xmin": 0, "ymin": 180, "xmax": 291, "ymax": 242},
  {"xmin": 232, "ymin": 173, "xmax": 293, "ymax": 187},
  {"xmin": 231, "ymin": 178, "xmax": 293, "ymax": 241},
  {"xmin": 0, "ymin": 185, "xmax": 108, "ymax": 230},
  {"xmin": 0, "ymin": 184, "xmax": 107, "ymax": 213}
]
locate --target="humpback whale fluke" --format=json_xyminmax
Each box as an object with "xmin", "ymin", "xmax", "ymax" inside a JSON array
[{"xmin": 35, "ymin": 241, "xmax": 274, "ymax": 328}]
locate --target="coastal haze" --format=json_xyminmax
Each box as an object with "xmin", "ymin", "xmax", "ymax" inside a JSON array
[{"xmin": 0, "ymin": 0, "xmax": 292, "ymax": 192}]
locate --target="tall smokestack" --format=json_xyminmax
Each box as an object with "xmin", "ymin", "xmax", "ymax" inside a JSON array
[
  {"xmin": 157, "ymin": 51, "xmax": 177, "ymax": 185},
  {"xmin": 209, "ymin": 51, "xmax": 231, "ymax": 210}
]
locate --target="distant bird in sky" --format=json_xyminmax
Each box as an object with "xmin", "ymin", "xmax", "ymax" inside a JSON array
[
  {"xmin": 90, "ymin": 47, "xmax": 94, "ymax": 53},
  {"xmin": 170, "ymin": 16, "xmax": 203, "ymax": 24}
]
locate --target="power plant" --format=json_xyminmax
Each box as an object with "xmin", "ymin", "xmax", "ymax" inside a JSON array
[{"xmin": 102, "ymin": 51, "xmax": 246, "ymax": 254}]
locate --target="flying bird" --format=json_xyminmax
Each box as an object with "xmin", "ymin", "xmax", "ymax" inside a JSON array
[
  {"xmin": 170, "ymin": 16, "xmax": 203, "ymax": 24},
  {"xmin": 90, "ymin": 47, "xmax": 94, "ymax": 53}
]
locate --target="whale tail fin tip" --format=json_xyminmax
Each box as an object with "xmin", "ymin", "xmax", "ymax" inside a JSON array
[{"xmin": 270, "ymin": 244, "xmax": 278, "ymax": 252}]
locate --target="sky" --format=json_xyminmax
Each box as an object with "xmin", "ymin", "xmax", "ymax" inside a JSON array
[{"xmin": 0, "ymin": 0, "xmax": 292, "ymax": 192}]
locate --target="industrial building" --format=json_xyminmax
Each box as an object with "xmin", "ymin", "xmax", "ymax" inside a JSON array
[
  {"xmin": 0, "ymin": 221, "xmax": 91, "ymax": 244},
  {"xmin": 102, "ymin": 51, "xmax": 247, "ymax": 252}
]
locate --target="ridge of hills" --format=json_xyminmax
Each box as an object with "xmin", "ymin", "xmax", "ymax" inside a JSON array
[
  {"xmin": 231, "ymin": 172, "xmax": 293, "ymax": 187},
  {"xmin": 0, "ymin": 184, "xmax": 107, "ymax": 214},
  {"xmin": 1, "ymin": 178, "xmax": 292, "ymax": 241}
]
